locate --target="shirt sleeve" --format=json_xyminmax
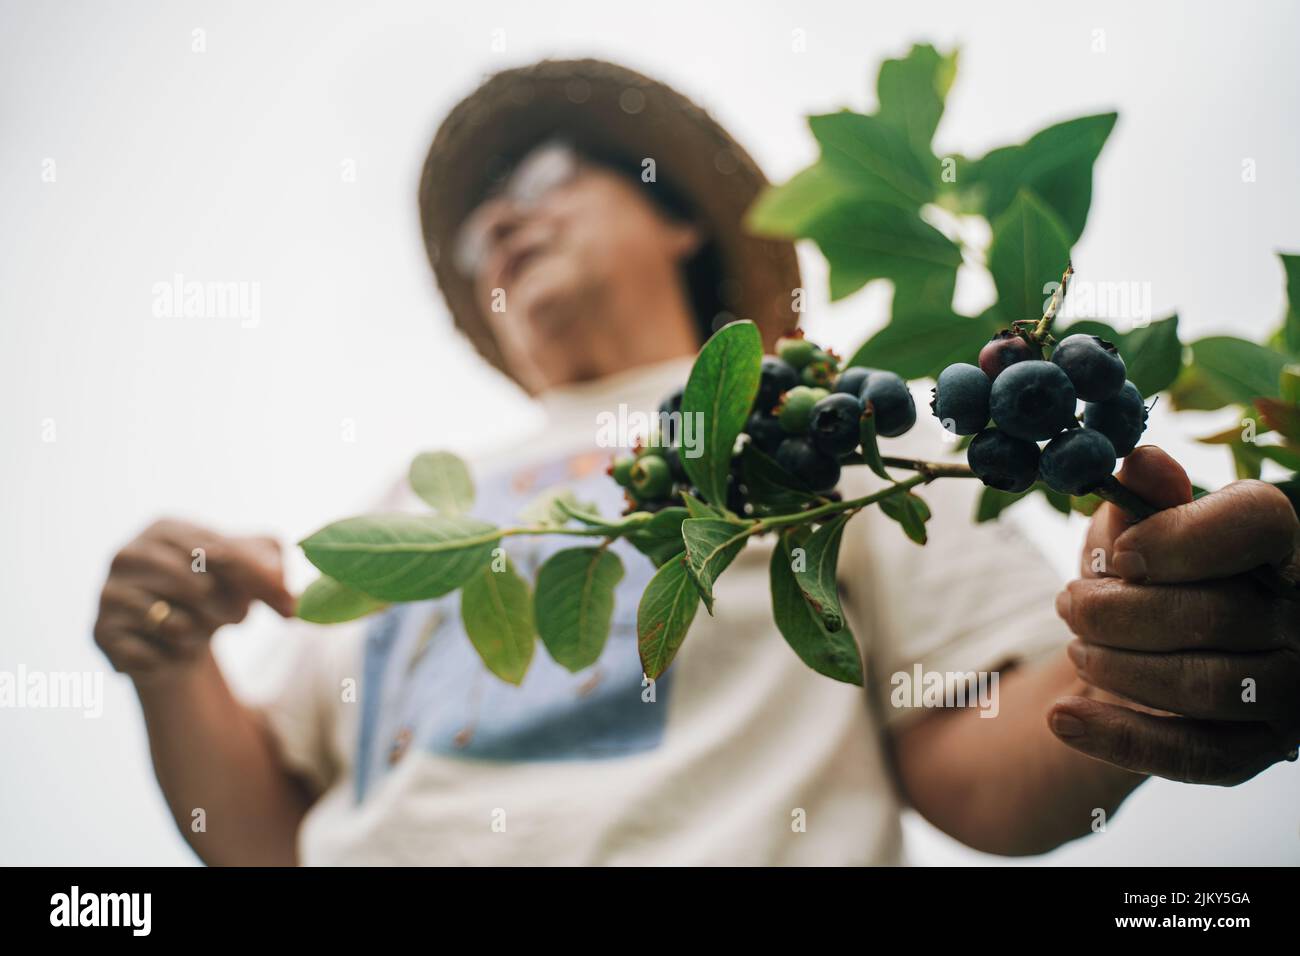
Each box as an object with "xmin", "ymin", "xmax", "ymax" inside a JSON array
[{"xmin": 838, "ymin": 435, "xmax": 1071, "ymax": 729}]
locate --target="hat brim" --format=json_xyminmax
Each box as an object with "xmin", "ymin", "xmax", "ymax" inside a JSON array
[{"xmin": 419, "ymin": 58, "xmax": 802, "ymax": 379}]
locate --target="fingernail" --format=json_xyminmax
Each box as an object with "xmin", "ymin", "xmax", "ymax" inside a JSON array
[
  {"xmin": 1054, "ymin": 589, "xmax": 1072, "ymax": 624},
  {"xmin": 1113, "ymin": 549, "xmax": 1147, "ymax": 581},
  {"xmin": 1066, "ymin": 639, "xmax": 1087, "ymax": 671},
  {"xmin": 1051, "ymin": 710, "xmax": 1087, "ymax": 738}
]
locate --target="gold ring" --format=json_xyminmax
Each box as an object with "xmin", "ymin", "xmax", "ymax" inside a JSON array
[{"xmin": 145, "ymin": 599, "xmax": 172, "ymax": 633}]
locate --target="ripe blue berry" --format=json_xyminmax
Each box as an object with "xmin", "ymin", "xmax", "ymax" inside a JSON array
[
  {"xmin": 775, "ymin": 437, "xmax": 841, "ymax": 493},
  {"xmin": 629, "ymin": 455, "xmax": 673, "ymax": 499},
  {"xmin": 745, "ymin": 410, "xmax": 785, "ymax": 454},
  {"xmin": 834, "ymin": 366, "xmax": 875, "ymax": 396},
  {"xmin": 1051, "ymin": 334, "xmax": 1126, "ymax": 402},
  {"xmin": 967, "ymin": 428, "xmax": 1040, "ymax": 493},
  {"xmin": 860, "ymin": 371, "xmax": 916, "ymax": 437},
  {"xmin": 978, "ymin": 331, "xmax": 1035, "ymax": 381},
  {"xmin": 1083, "ymin": 380, "xmax": 1147, "ymax": 457},
  {"xmin": 931, "ymin": 363, "xmax": 991, "ymax": 435},
  {"xmin": 663, "ymin": 445, "xmax": 689, "ymax": 482},
  {"xmin": 809, "ymin": 393, "xmax": 864, "ymax": 457},
  {"xmin": 989, "ymin": 360, "xmax": 1077, "ymax": 441},
  {"xmin": 776, "ymin": 336, "xmax": 817, "ymax": 369},
  {"xmin": 757, "ymin": 357, "xmax": 799, "ymax": 411},
  {"xmin": 778, "ymin": 385, "xmax": 828, "ymax": 434},
  {"xmin": 1039, "ymin": 428, "xmax": 1117, "ymax": 495},
  {"xmin": 657, "ymin": 386, "xmax": 684, "ymax": 444}
]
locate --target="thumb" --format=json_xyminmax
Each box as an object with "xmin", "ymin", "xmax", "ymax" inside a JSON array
[
  {"xmin": 216, "ymin": 536, "xmax": 297, "ymax": 617},
  {"xmin": 1081, "ymin": 445, "xmax": 1192, "ymax": 578},
  {"xmin": 1113, "ymin": 444, "xmax": 1194, "ymax": 515}
]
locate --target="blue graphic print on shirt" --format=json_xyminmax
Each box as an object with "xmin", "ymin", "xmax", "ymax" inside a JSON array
[{"xmin": 354, "ymin": 452, "xmax": 672, "ymax": 802}]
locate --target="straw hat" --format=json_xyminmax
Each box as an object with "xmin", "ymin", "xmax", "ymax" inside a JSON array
[{"xmin": 418, "ymin": 58, "xmax": 802, "ymax": 378}]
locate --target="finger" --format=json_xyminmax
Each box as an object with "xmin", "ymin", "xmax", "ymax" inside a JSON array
[
  {"xmin": 1081, "ymin": 446, "xmax": 1192, "ymax": 579},
  {"xmin": 99, "ymin": 580, "xmax": 225, "ymax": 644},
  {"xmin": 1058, "ymin": 576, "xmax": 1289, "ymax": 652},
  {"xmin": 1111, "ymin": 479, "xmax": 1300, "ymax": 584},
  {"xmin": 109, "ymin": 537, "xmax": 223, "ymax": 610},
  {"xmin": 1047, "ymin": 695, "xmax": 1289, "ymax": 785},
  {"xmin": 155, "ymin": 527, "xmax": 295, "ymax": 617},
  {"xmin": 1066, "ymin": 639, "xmax": 1299, "ymax": 721},
  {"xmin": 93, "ymin": 628, "xmax": 172, "ymax": 675}
]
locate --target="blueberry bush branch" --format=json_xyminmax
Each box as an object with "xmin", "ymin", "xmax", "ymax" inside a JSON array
[{"xmin": 296, "ymin": 43, "xmax": 1300, "ymax": 685}]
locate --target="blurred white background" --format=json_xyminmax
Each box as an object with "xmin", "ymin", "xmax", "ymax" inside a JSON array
[{"xmin": 2, "ymin": 0, "xmax": 1298, "ymax": 865}]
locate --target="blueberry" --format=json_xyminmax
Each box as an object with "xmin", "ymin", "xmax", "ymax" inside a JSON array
[
  {"xmin": 609, "ymin": 455, "xmax": 636, "ymax": 488},
  {"xmin": 776, "ymin": 336, "xmax": 817, "ymax": 369},
  {"xmin": 1051, "ymin": 334, "xmax": 1126, "ymax": 402},
  {"xmin": 978, "ymin": 331, "xmax": 1035, "ymax": 381},
  {"xmin": 809, "ymin": 393, "xmax": 864, "ymax": 457},
  {"xmin": 860, "ymin": 371, "xmax": 916, "ymax": 437},
  {"xmin": 931, "ymin": 363, "xmax": 991, "ymax": 435},
  {"xmin": 834, "ymin": 366, "xmax": 876, "ymax": 396},
  {"xmin": 657, "ymin": 386, "xmax": 684, "ymax": 442},
  {"xmin": 988, "ymin": 360, "xmax": 1077, "ymax": 441},
  {"xmin": 756, "ymin": 357, "xmax": 799, "ymax": 411},
  {"xmin": 778, "ymin": 385, "xmax": 828, "ymax": 434},
  {"xmin": 967, "ymin": 428, "xmax": 1040, "ymax": 493},
  {"xmin": 745, "ymin": 410, "xmax": 786, "ymax": 454},
  {"xmin": 1083, "ymin": 380, "xmax": 1147, "ymax": 457},
  {"xmin": 629, "ymin": 455, "xmax": 673, "ymax": 499},
  {"xmin": 1039, "ymin": 428, "xmax": 1117, "ymax": 495},
  {"xmin": 774, "ymin": 436, "xmax": 841, "ymax": 493}
]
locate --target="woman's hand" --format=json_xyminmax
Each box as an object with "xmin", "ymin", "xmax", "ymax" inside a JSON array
[
  {"xmin": 93, "ymin": 519, "xmax": 296, "ymax": 683},
  {"xmin": 1049, "ymin": 446, "xmax": 1300, "ymax": 785}
]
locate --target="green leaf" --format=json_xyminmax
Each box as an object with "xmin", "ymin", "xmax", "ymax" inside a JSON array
[
  {"xmin": 1059, "ymin": 315, "xmax": 1183, "ymax": 396},
  {"xmin": 554, "ymin": 499, "xmax": 651, "ymax": 536},
  {"xmin": 681, "ymin": 320, "xmax": 764, "ymax": 507},
  {"xmin": 534, "ymin": 548, "xmax": 624, "ymax": 673},
  {"xmin": 637, "ymin": 557, "xmax": 701, "ymax": 680},
  {"xmin": 460, "ymin": 558, "xmax": 535, "ymax": 685},
  {"xmin": 1171, "ymin": 337, "xmax": 1287, "ymax": 411},
  {"xmin": 805, "ymin": 199, "xmax": 962, "ymax": 303},
  {"xmin": 747, "ymin": 163, "xmax": 857, "ymax": 238},
  {"xmin": 408, "ymin": 452, "xmax": 474, "ymax": 515},
  {"xmin": 770, "ymin": 531, "xmax": 864, "ymax": 685},
  {"xmin": 966, "ymin": 113, "xmax": 1117, "ymax": 242},
  {"xmin": 300, "ymin": 514, "xmax": 497, "ymax": 601},
  {"xmin": 857, "ymin": 405, "xmax": 891, "ymax": 480},
  {"xmin": 296, "ymin": 574, "xmax": 387, "ymax": 624},
  {"xmin": 876, "ymin": 44, "xmax": 958, "ymax": 171},
  {"xmin": 879, "ymin": 491, "xmax": 931, "ymax": 544},
  {"xmin": 625, "ymin": 507, "xmax": 690, "ymax": 566},
  {"xmin": 680, "ymin": 517, "xmax": 754, "ymax": 613},
  {"xmin": 1280, "ymin": 253, "xmax": 1300, "ymax": 356},
  {"xmin": 791, "ymin": 514, "xmax": 852, "ymax": 631},
  {"xmin": 848, "ymin": 308, "xmax": 1002, "ymax": 381},
  {"xmin": 739, "ymin": 444, "xmax": 818, "ymax": 512},
  {"xmin": 679, "ymin": 490, "xmax": 721, "ymax": 520},
  {"xmin": 988, "ymin": 189, "xmax": 1073, "ymax": 324},
  {"xmin": 1254, "ymin": 397, "xmax": 1300, "ymax": 442},
  {"xmin": 809, "ymin": 111, "xmax": 934, "ymax": 207},
  {"xmin": 975, "ymin": 485, "xmax": 1030, "ymax": 522},
  {"xmin": 1255, "ymin": 442, "xmax": 1300, "ymax": 472}
]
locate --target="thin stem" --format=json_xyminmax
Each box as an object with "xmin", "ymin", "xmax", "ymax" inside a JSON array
[
  {"xmin": 1030, "ymin": 260, "xmax": 1074, "ymax": 344},
  {"xmin": 500, "ymin": 526, "xmax": 615, "ymax": 538},
  {"xmin": 758, "ymin": 473, "xmax": 927, "ymax": 531},
  {"xmin": 879, "ymin": 457, "xmax": 979, "ymax": 481}
]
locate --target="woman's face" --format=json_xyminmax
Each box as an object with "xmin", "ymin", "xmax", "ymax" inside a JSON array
[{"xmin": 458, "ymin": 153, "xmax": 701, "ymax": 392}]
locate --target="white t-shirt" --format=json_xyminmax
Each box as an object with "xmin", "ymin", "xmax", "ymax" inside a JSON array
[{"xmin": 251, "ymin": 356, "xmax": 1068, "ymax": 865}]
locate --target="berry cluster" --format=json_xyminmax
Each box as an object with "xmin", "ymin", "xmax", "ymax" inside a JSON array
[
  {"xmin": 932, "ymin": 331, "xmax": 1149, "ymax": 496},
  {"xmin": 608, "ymin": 332, "xmax": 917, "ymax": 513}
]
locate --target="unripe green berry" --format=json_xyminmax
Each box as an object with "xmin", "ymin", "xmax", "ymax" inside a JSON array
[
  {"xmin": 629, "ymin": 455, "xmax": 672, "ymax": 499},
  {"xmin": 776, "ymin": 336, "xmax": 817, "ymax": 370},
  {"xmin": 609, "ymin": 455, "xmax": 636, "ymax": 488},
  {"xmin": 801, "ymin": 353, "xmax": 837, "ymax": 388},
  {"xmin": 778, "ymin": 385, "xmax": 827, "ymax": 434}
]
